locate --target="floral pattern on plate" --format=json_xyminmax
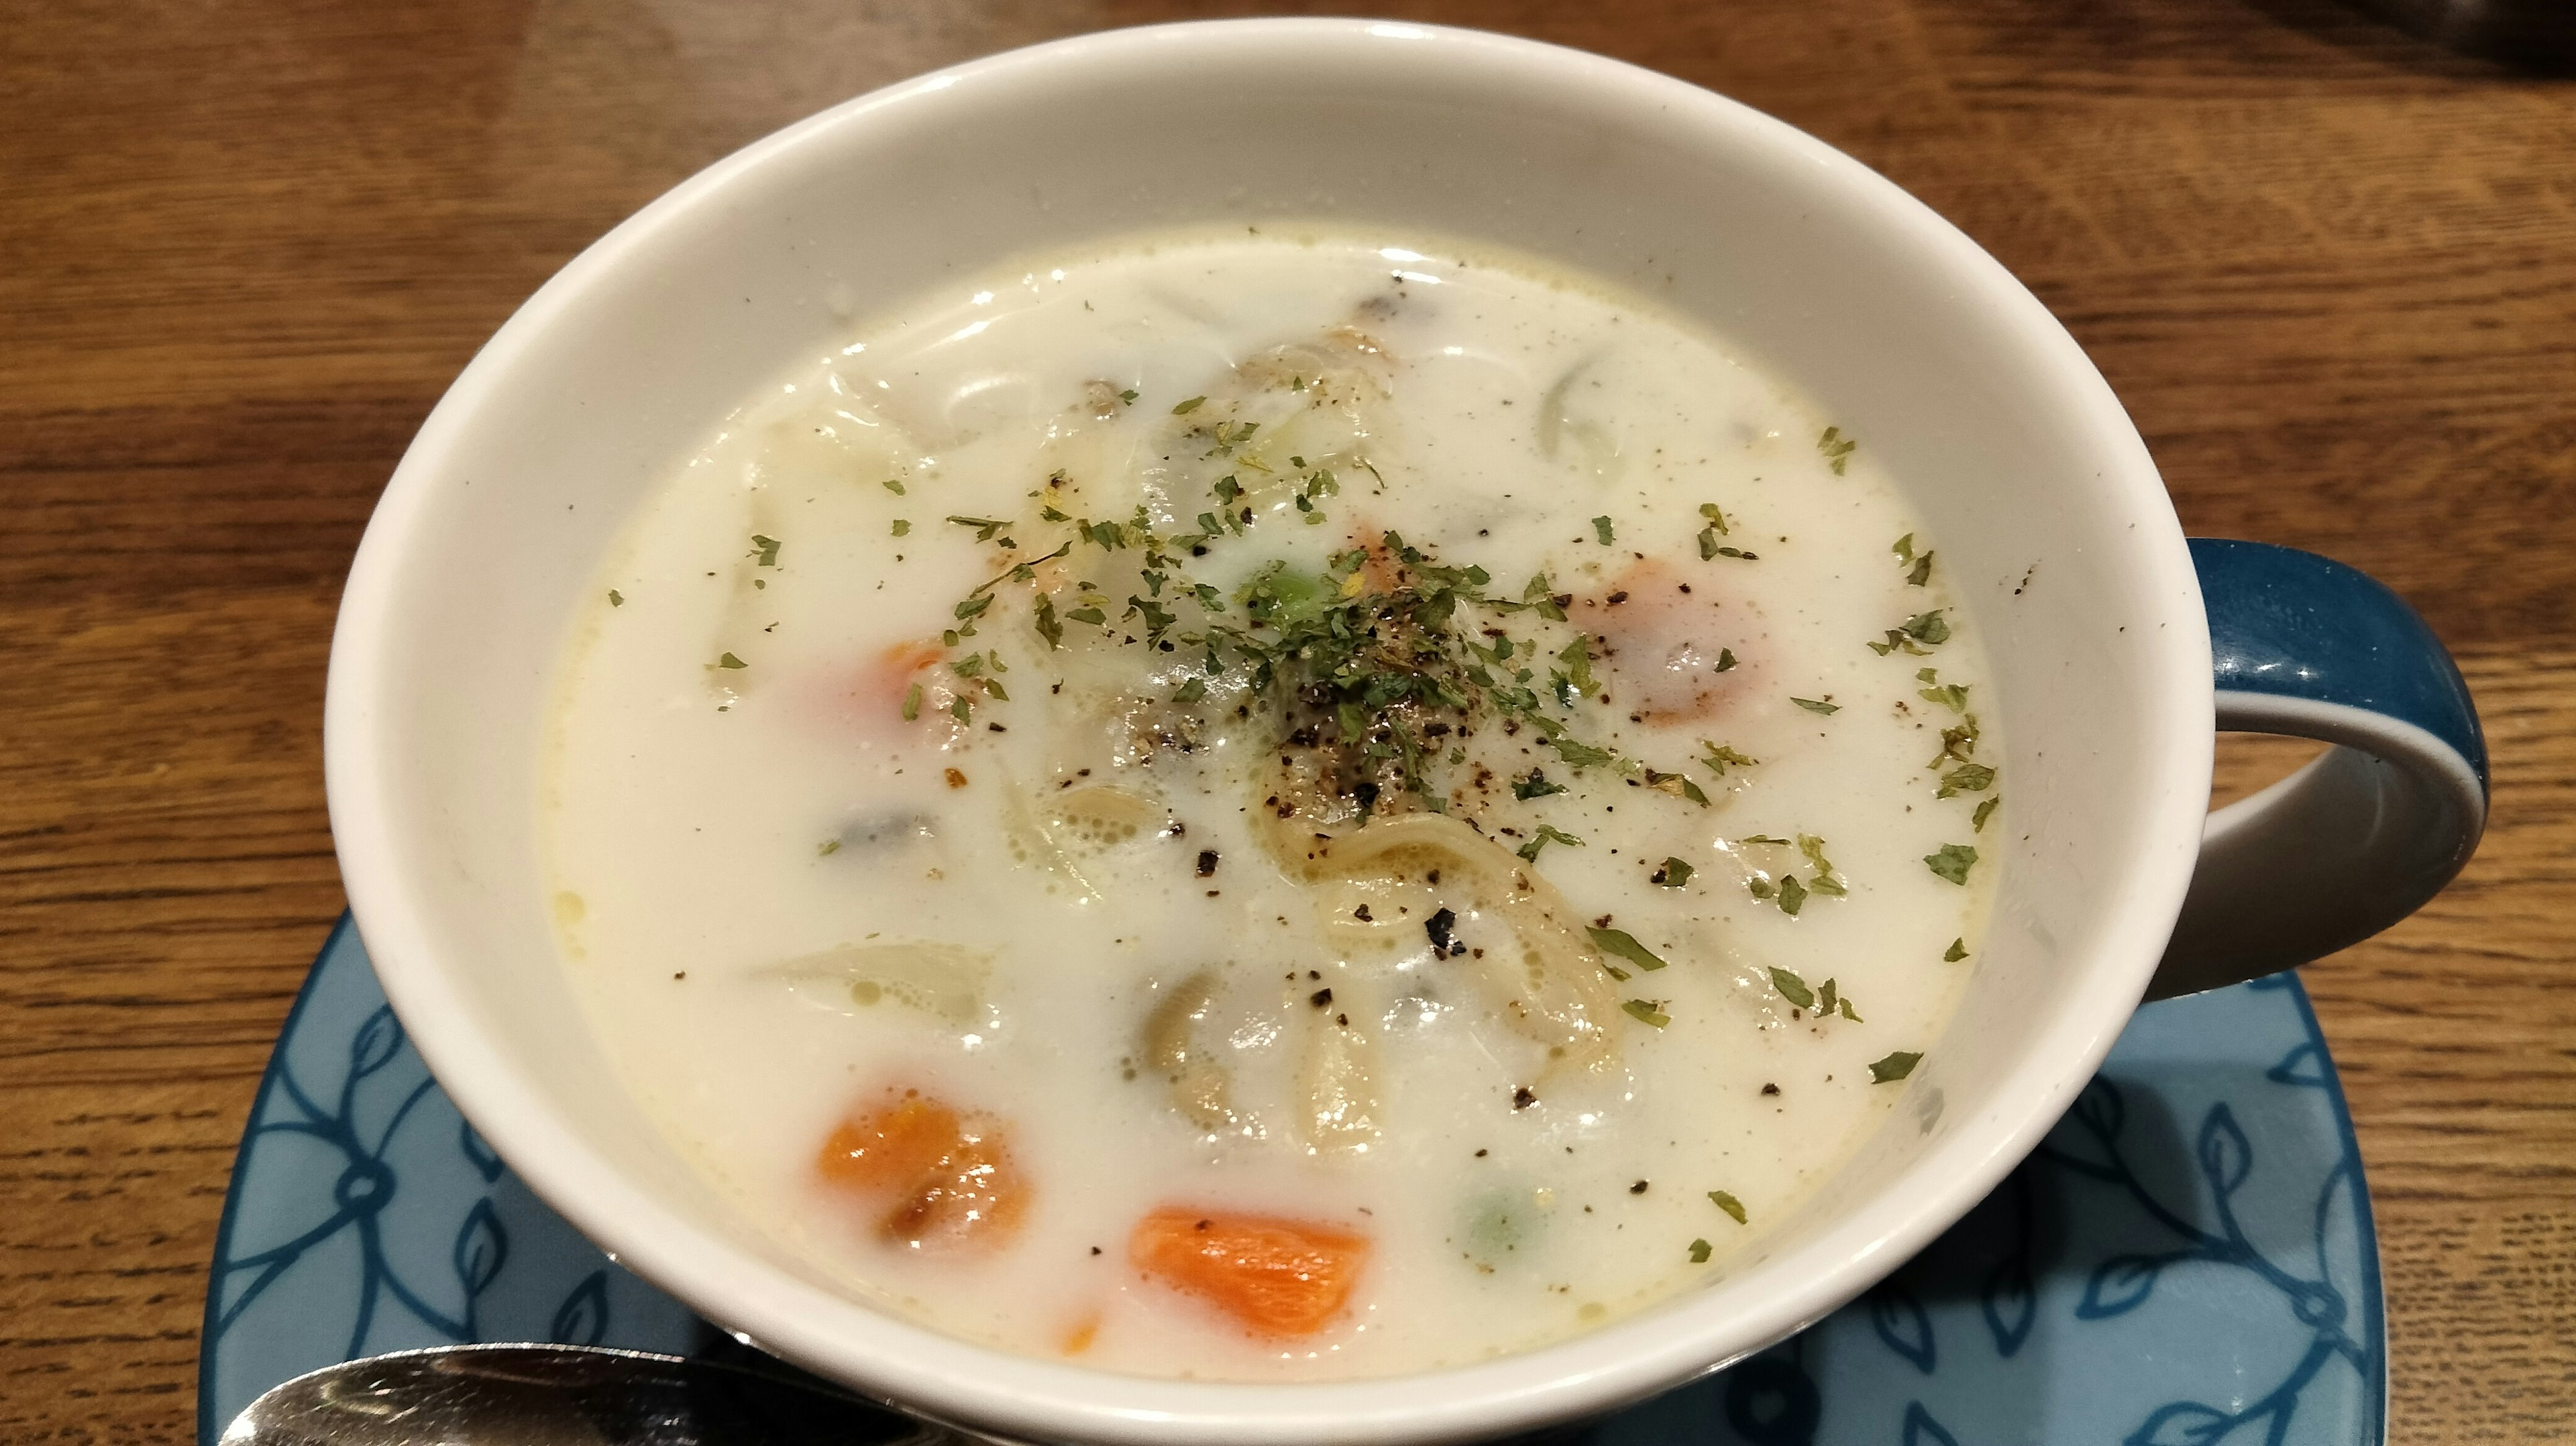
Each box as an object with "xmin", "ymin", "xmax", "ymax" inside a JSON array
[{"xmin": 199, "ymin": 917, "xmax": 2381, "ymax": 1446}]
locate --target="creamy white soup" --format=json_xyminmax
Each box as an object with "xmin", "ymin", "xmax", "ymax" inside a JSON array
[{"xmin": 543, "ymin": 231, "xmax": 2000, "ymax": 1380}]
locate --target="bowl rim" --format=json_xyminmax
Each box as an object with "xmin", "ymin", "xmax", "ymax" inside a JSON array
[{"xmin": 325, "ymin": 17, "xmax": 2212, "ymax": 1443}]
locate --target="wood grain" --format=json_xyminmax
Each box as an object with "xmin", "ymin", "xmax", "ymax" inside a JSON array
[{"xmin": 3, "ymin": 1, "xmax": 2569, "ymax": 1441}]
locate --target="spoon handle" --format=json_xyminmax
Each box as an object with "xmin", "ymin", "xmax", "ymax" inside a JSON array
[{"xmin": 221, "ymin": 1343, "xmax": 979, "ymax": 1446}]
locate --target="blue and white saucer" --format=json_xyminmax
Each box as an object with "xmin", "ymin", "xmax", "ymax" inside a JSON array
[{"xmin": 200, "ymin": 916, "xmax": 2384, "ymax": 1445}]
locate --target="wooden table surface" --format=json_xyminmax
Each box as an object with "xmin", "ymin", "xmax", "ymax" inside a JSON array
[{"xmin": 5, "ymin": 1, "xmax": 2571, "ymax": 1440}]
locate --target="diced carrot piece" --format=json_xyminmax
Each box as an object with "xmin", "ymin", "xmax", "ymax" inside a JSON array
[
  {"xmin": 1129, "ymin": 1207, "xmax": 1370, "ymax": 1335},
  {"xmin": 878, "ymin": 1127, "xmax": 1027, "ymax": 1250},
  {"xmin": 816, "ymin": 1093, "xmax": 959, "ymax": 1192},
  {"xmin": 816, "ymin": 1092, "xmax": 1029, "ymax": 1252}
]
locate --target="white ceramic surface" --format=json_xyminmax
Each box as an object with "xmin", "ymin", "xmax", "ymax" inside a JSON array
[{"xmin": 325, "ymin": 20, "xmax": 2212, "ymax": 1445}]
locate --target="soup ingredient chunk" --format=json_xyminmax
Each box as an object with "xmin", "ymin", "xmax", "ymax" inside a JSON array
[
  {"xmin": 816, "ymin": 1092, "xmax": 1028, "ymax": 1252},
  {"xmin": 1130, "ymin": 1207, "xmax": 1371, "ymax": 1335}
]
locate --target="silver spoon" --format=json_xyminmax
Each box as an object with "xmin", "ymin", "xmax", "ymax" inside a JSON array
[{"xmin": 220, "ymin": 1343, "xmax": 1008, "ymax": 1446}]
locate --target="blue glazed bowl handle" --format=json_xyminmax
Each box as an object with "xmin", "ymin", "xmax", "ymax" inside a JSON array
[{"xmin": 2149, "ymin": 539, "xmax": 2489, "ymax": 999}]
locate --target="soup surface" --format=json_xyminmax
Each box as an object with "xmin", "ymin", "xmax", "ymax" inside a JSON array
[{"xmin": 543, "ymin": 231, "xmax": 2000, "ymax": 1379}]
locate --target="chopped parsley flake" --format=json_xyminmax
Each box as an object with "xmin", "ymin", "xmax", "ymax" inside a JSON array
[
  {"xmin": 1622, "ymin": 999, "xmax": 1672, "ymax": 1028},
  {"xmin": 1924, "ymin": 843, "xmax": 1978, "ymax": 885},
  {"xmin": 1818, "ymin": 426, "xmax": 1858, "ymax": 475},
  {"xmin": 1797, "ymin": 838, "xmax": 1847, "ymax": 897},
  {"xmin": 1791, "ymin": 696, "xmax": 1840, "ymax": 715},
  {"xmin": 1775, "ymin": 873, "xmax": 1808, "ymax": 915},
  {"xmin": 1650, "ymin": 856, "xmax": 1694, "ymax": 887},
  {"xmin": 1944, "ymin": 938, "xmax": 1969, "ymax": 962},
  {"xmin": 1119, "ymin": 388, "xmax": 1139, "ymax": 404},
  {"xmin": 892, "ymin": 518, "xmax": 911, "ymax": 536},
  {"xmin": 1587, "ymin": 926, "xmax": 1668, "ymax": 973},
  {"xmin": 1688, "ymin": 1237, "xmax": 1713, "ymax": 1263},
  {"xmin": 750, "ymin": 534, "xmax": 782, "ymax": 567},
  {"xmin": 1592, "ymin": 515, "xmax": 1615, "ymax": 545},
  {"xmin": 1512, "ymin": 769, "xmax": 1568, "ymax": 800},
  {"xmin": 1931, "ymin": 714, "xmax": 1982, "ymax": 766},
  {"xmin": 948, "ymin": 515, "xmax": 1011, "ymax": 543},
  {"xmin": 1868, "ymin": 609, "xmax": 1951, "ymax": 657},
  {"xmin": 1517, "ymin": 824, "xmax": 1585, "ymax": 863},
  {"xmin": 1707, "ymin": 1190, "xmax": 1748, "ymax": 1225},
  {"xmin": 1973, "ymin": 796, "xmax": 2000, "ymax": 832},
  {"xmin": 1700, "ymin": 742, "xmax": 1758, "ymax": 776},
  {"xmin": 714, "ymin": 652, "xmax": 747, "ymax": 670},
  {"xmin": 1715, "ymin": 647, "xmax": 1738, "ymax": 673},
  {"xmin": 901, "ymin": 683, "xmax": 921, "ymax": 720},
  {"xmin": 1767, "ymin": 966, "xmax": 1815, "ymax": 1011},
  {"xmin": 1938, "ymin": 764, "xmax": 1996, "ymax": 797},
  {"xmin": 1869, "ymin": 1050, "xmax": 1923, "ymax": 1084},
  {"xmin": 1642, "ymin": 768, "xmax": 1709, "ymax": 805},
  {"xmin": 883, "ymin": 478, "xmax": 906, "ymax": 496},
  {"xmin": 817, "ymin": 839, "xmax": 841, "ymax": 856},
  {"xmin": 606, "ymin": 589, "xmax": 623, "ymax": 606},
  {"xmin": 1892, "ymin": 533, "xmax": 1933, "ymax": 586},
  {"xmin": 1171, "ymin": 395, "xmax": 1206, "ymax": 414}
]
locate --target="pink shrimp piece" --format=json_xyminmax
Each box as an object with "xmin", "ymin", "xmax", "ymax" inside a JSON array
[
  {"xmin": 1582, "ymin": 558, "xmax": 1760, "ymax": 724},
  {"xmin": 802, "ymin": 638, "xmax": 955, "ymax": 736}
]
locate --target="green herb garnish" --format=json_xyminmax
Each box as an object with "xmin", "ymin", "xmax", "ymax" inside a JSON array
[
  {"xmin": 892, "ymin": 519, "xmax": 912, "ymax": 537},
  {"xmin": 1587, "ymin": 927, "xmax": 1668, "ymax": 973},
  {"xmin": 1796, "ymin": 834, "xmax": 1845, "ymax": 895},
  {"xmin": 883, "ymin": 478, "xmax": 906, "ymax": 496},
  {"xmin": 1593, "ymin": 515, "xmax": 1615, "ymax": 545},
  {"xmin": 1892, "ymin": 533, "xmax": 1933, "ymax": 586},
  {"xmin": 1707, "ymin": 1190, "xmax": 1748, "ymax": 1225},
  {"xmin": 902, "ymin": 683, "xmax": 921, "ymax": 720},
  {"xmin": 818, "ymin": 839, "xmax": 841, "ymax": 856},
  {"xmin": 1171, "ymin": 395, "xmax": 1205, "ymax": 414},
  {"xmin": 1818, "ymin": 425, "xmax": 1857, "ymax": 475},
  {"xmin": 1943, "ymin": 938, "xmax": 1968, "ymax": 962},
  {"xmin": 1869, "ymin": 1050, "xmax": 1923, "ymax": 1083},
  {"xmin": 1973, "ymin": 795, "xmax": 2000, "ymax": 832},
  {"xmin": 1938, "ymin": 764, "xmax": 1996, "ymax": 798},
  {"xmin": 947, "ymin": 515, "xmax": 1011, "ymax": 543},
  {"xmin": 714, "ymin": 652, "xmax": 747, "ymax": 670},
  {"xmin": 1517, "ymin": 824, "xmax": 1585, "ymax": 863},
  {"xmin": 750, "ymin": 534, "xmax": 782, "ymax": 567},
  {"xmin": 1688, "ymin": 1237, "xmax": 1713, "ymax": 1262},
  {"xmin": 1650, "ymin": 856, "xmax": 1694, "ymax": 887},
  {"xmin": 1931, "ymin": 714, "xmax": 1982, "ymax": 766},
  {"xmin": 1924, "ymin": 843, "xmax": 1978, "ymax": 885},
  {"xmin": 1775, "ymin": 873, "xmax": 1809, "ymax": 915},
  {"xmin": 1700, "ymin": 742, "xmax": 1758, "ymax": 776},
  {"xmin": 1119, "ymin": 388, "xmax": 1139, "ymax": 405},
  {"xmin": 1868, "ymin": 609, "xmax": 1951, "ymax": 657},
  {"xmin": 1513, "ymin": 769, "xmax": 1568, "ymax": 800},
  {"xmin": 1623, "ymin": 999, "xmax": 1672, "ymax": 1028},
  {"xmin": 1768, "ymin": 966, "xmax": 1815, "ymax": 1010},
  {"xmin": 1916, "ymin": 666, "xmax": 1970, "ymax": 711},
  {"xmin": 606, "ymin": 589, "xmax": 623, "ymax": 606},
  {"xmin": 1791, "ymin": 696, "xmax": 1840, "ymax": 716}
]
